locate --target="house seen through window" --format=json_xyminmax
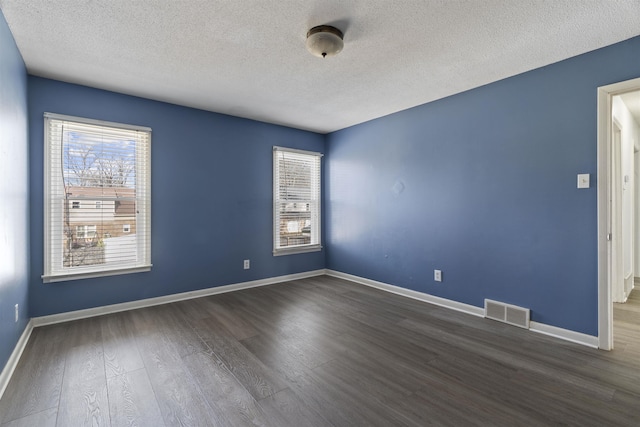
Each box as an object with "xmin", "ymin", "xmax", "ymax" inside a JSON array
[
  {"xmin": 273, "ymin": 146, "xmax": 322, "ymax": 255},
  {"xmin": 43, "ymin": 113, "xmax": 151, "ymax": 282}
]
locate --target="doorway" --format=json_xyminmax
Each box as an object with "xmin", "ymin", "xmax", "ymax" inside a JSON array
[
  {"xmin": 611, "ymin": 120, "xmax": 623, "ymax": 303},
  {"xmin": 597, "ymin": 78, "xmax": 640, "ymax": 350}
]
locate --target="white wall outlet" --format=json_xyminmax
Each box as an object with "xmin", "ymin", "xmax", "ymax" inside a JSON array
[
  {"xmin": 15, "ymin": 304, "xmax": 19, "ymax": 322},
  {"xmin": 434, "ymin": 270, "xmax": 442, "ymax": 282},
  {"xmin": 243, "ymin": 259, "xmax": 250, "ymax": 270}
]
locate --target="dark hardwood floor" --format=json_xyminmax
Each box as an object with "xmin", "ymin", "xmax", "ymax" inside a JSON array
[{"xmin": 1, "ymin": 276, "xmax": 640, "ymax": 426}]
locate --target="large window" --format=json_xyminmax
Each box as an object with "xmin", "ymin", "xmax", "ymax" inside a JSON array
[
  {"xmin": 273, "ymin": 146, "xmax": 322, "ymax": 255},
  {"xmin": 43, "ymin": 113, "xmax": 151, "ymax": 282}
]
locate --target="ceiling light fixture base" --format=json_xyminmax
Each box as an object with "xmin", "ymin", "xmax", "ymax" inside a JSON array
[{"xmin": 306, "ymin": 25, "xmax": 344, "ymax": 58}]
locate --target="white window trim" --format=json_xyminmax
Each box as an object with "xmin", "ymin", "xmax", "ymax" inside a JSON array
[
  {"xmin": 273, "ymin": 146, "xmax": 322, "ymax": 256},
  {"xmin": 42, "ymin": 113, "xmax": 152, "ymax": 283}
]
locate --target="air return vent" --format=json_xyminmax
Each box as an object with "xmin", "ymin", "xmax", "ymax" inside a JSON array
[{"xmin": 484, "ymin": 299, "xmax": 530, "ymax": 329}]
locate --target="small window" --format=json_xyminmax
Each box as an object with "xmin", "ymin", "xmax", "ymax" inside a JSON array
[
  {"xmin": 273, "ymin": 146, "xmax": 322, "ymax": 255},
  {"xmin": 43, "ymin": 113, "xmax": 151, "ymax": 282},
  {"xmin": 76, "ymin": 225, "xmax": 97, "ymax": 239}
]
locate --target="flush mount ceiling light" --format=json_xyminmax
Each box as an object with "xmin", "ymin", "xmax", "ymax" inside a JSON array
[{"xmin": 306, "ymin": 25, "xmax": 344, "ymax": 58}]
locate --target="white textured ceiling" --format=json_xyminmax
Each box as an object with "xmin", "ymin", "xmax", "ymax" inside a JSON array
[{"xmin": 1, "ymin": 1, "xmax": 640, "ymax": 133}]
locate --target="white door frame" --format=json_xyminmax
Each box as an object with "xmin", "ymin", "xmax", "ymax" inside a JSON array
[
  {"xmin": 612, "ymin": 119, "xmax": 623, "ymax": 304},
  {"xmin": 597, "ymin": 76, "xmax": 640, "ymax": 350}
]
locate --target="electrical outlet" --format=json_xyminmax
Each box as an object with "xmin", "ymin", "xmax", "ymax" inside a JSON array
[
  {"xmin": 15, "ymin": 304, "xmax": 19, "ymax": 322},
  {"xmin": 243, "ymin": 259, "xmax": 250, "ymax": 270},
  {"xmin": 434, "ymin": 270, "xmax": 442, "ymax": 282}
]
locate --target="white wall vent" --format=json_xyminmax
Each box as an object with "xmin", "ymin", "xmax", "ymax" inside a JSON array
[{"xmin": 484, "ymin": 299, "xmax": 530, "ymax": 329}]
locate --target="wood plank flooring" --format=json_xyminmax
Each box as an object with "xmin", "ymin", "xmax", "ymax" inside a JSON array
[{"xmin": 1, "ymin": 275, "xmax": 640, "ymax": 426}]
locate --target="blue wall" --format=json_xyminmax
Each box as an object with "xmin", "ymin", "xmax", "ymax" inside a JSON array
[
  {"xmin": 0, "ymin": 10, "xmax": 29, "ymax": 372},
  {"xmin": 326, "ymin": 36, "xmax": 640, "ymax": 336},
  {"xmin": 28, "ymin": 77, "xmax": 325, "ymax": 317}
]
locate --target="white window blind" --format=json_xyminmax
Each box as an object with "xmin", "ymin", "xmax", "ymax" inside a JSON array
[
  {"xmin": 273, "ymin": 146, "xmax": 322, "ymax": 255},
  {"xmin": 43, "ymin": 113, "xmax": 151, "ymax": 282}
]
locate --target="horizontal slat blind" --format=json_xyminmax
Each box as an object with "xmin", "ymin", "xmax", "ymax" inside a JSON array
[
  {"xmin": 273, "ymin": 146, "xmax": 321, "ymax": 254},
  {"xmin": 43, "ymin": 114, "xmax": 151, "ymax": 281}
]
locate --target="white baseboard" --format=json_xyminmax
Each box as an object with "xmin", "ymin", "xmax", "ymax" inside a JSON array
[
  {"xmin": 0, "ymin": 320, "xmax": 34, "ymax": 401},
  {"xmin": 326, "ymin": 269, "xmax": 599, "ymax": 349},
  {"xmin": 325, "ymin": 269, "xmax": 485, "ymax": 317},
  {"xmin": 529, "ymin": 321, "xmax": 599, "ymax": 348},
  {"xmin": 33, "ymin": 269, "xmax": 326, "ymax": 327}
]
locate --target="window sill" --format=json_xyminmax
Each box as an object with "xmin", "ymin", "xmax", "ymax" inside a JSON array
[
  {"xmin": 42, "ymin": 265, "xmax": 152, "ymax": 283},
  {"xmin": 273, "ymin": 245, "xmax": 322, "ymax": 257}
]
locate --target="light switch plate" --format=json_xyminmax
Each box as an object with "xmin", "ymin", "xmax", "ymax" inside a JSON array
[{"xmin": 577, "ymin": 173, "xmax": 590, "ymax": 189}]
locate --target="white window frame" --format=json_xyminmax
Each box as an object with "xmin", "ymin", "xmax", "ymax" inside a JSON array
[
  {"xmin": 43, "ymin": 113, "xmax": 152, "ymax": 282},
  {"xmin": 273, "ymin": 146, "xmax": 322, "ymax": 255}
]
